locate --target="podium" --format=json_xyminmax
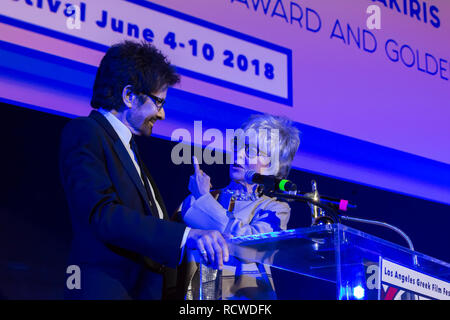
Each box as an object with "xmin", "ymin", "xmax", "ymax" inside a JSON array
[{"xmin": 207, "ymin": 223, "xmax": 450, "ymax": 300}]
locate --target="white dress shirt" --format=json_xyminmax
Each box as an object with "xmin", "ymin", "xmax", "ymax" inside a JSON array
[{"xmin": 98, "ymin": 108, "xmax": 190, "ymax": 253}]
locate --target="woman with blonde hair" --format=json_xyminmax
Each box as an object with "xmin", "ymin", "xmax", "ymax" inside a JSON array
[{"xmin": 175, "ymin": 113, "xmax": 301, "ymax": 300}]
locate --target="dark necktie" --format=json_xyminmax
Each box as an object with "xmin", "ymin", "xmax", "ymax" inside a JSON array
[{"xmin": 129, "ymin": 137, "xmax": 160, "ymax": 218}]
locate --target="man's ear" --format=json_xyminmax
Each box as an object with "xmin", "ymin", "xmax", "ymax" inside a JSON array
[{"xmin": 122, "ymin": 85, "xmax": 135, "ymax": 108}]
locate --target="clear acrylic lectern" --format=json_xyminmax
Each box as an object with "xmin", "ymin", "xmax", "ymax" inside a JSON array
[{"xmin": 200, "ymin": 223, "xmax": 450, "ymax": 300}]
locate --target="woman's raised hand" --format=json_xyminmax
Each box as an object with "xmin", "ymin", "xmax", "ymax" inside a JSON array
[{"xmin": 188, "ymin": 156, "xmax": 212, "ymax": 199}]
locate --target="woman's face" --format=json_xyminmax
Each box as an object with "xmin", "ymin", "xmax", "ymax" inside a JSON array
[{"xmin": 229, "ymin": 129, "xmax": 279, "ymax": 184}]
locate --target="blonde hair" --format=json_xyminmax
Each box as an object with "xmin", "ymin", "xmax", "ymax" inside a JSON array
[{"xmin": 240, "ymin": 114, "xmax": 301, "ymax": 178}]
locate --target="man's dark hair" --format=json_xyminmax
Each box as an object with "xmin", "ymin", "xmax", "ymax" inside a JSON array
[{"xmin": 90, "ymin": 40, "xmax": 180, "ymax": 110}]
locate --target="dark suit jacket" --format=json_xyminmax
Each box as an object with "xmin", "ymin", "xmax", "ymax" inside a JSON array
[{"xmin": 59, "ymin": 110, "xmax": 186, "ymax": 299}]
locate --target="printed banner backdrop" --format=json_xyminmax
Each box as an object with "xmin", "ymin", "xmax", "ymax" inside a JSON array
[{"xmin": 0, "ymin": 0, "xmax": 449, "ymax": 204}]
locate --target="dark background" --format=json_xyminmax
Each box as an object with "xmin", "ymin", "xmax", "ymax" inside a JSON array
[{"xmin": 1, "ymin": 101, "xmax": 448, "ymax": 299}]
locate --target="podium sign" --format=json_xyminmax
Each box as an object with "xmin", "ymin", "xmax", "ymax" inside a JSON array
[{"xmin": 380, "ymin": 258, "xmax": 450, "ymax": 300}]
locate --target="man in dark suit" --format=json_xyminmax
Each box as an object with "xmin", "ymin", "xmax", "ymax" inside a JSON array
[{"xmin": 59, "ymin": 40, "xmax": 228, "ymax": 300}]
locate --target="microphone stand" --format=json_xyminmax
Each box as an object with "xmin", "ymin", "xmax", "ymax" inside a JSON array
[
  {"xmin": 267, "ymin": 190, "xmax": 342, "ymax": 225},
  {"xmin": 267, "ymin": 184, "xmax": 420, "ymax": 267}
]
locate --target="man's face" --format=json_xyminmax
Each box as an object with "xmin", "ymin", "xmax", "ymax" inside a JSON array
[{"xmin": 126, "ymin": 88, "xmax": 167, "ymax": 136}]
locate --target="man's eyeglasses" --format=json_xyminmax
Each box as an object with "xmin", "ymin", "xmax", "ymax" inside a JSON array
[{"xmin": 145, "ymin": 93, "xmax": 166, "ymax": 111}]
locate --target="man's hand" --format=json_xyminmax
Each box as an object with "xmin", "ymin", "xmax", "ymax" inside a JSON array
[
  {"xmin": 188, "ymin": 156, "xmax": 212, "ymax": 199},
  {"xmin": 186, "ymin": 228, "xmax": 229, "ymax": 270}
]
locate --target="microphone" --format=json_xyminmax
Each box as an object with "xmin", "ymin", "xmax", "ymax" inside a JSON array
[
  {"xmin": 319, "ymin": 196, "xmax": 357, "ymax": 211},
  {"xmin": 318, "ymin": 198, "xmax": 356, "ymax": 212},
  {"xmin": 302, "ymin": 191, "xmax": 356, "ymax": 212},
  {"xmin": 245, "ymin": 170, "xmax": 297, "ymax": 192}
]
